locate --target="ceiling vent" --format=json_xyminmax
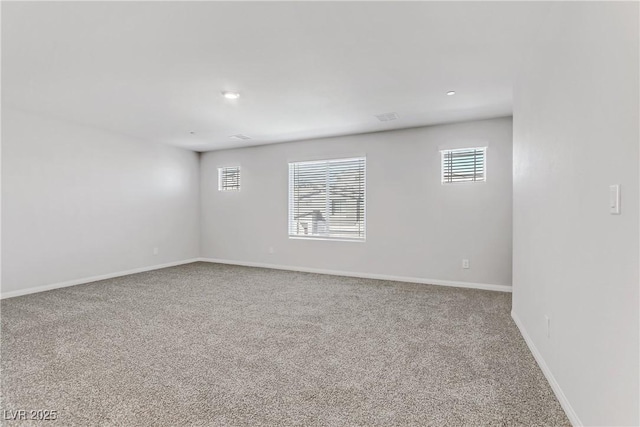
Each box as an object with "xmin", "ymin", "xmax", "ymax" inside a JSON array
[
  {"xmin": 375, "ymin": 112, "xmax": 399, "ymax": 122},
  {"xmin": 229, "ymin": 134, "xmax": 252, "ymax": 140}
]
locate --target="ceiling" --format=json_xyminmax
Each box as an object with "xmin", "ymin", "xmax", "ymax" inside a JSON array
[{"xmin": 2, "ymin": 2, "xmax": 549, "ymax": 152}]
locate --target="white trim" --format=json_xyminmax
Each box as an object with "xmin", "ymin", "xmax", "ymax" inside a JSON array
[
  {"xmin": 197, "ymin": 258, "xmax": 512, "ymax": 293},
  {"xmin": 288, "ymin": 236, "xmax": 365, "ymax": 243},
  {"xmin": 287, "ymin": 156, "xmax": 365, "ymax": 166},
  {"xmin": 0, "ymin": 258, "xmax": 200, "ymax": 300},
  {"xmin": 511, "ymin": 310, "xmax": 582, "ymax": 426},
  {"xmin": 438, "ymin": 146, "xmax": 488, "ymax": 153}
]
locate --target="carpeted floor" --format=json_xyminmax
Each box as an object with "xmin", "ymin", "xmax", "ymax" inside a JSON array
[{"xmin": 1, "ymin": 262, "xmax": 568, "ymax": 426}]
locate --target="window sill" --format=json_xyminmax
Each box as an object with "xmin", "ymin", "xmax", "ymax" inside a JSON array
[{"xmin": 288, "ymin": 236, "xmax": 366, "ymax": 243}]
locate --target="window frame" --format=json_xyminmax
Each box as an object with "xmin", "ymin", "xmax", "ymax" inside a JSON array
[
  {"xmin": 440, "ymin": 147, "xmax": 487, "ymax": 184},
  {"xmin": 217, "ymin": 166, "xmax": 241, "ymax": 192},
  {"xmin": 288, "ymin": 156, "xmax": 366, "ymax": 242}
]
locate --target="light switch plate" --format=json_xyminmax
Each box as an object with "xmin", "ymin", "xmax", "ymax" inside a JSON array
[{"xmin": 609, "ymin": 185, "xmax": 620, "ymax": 215}]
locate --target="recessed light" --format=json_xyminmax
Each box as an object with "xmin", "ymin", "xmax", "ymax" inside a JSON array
[
  {"xmin": 446, "ymin": 91, "xmax": 456, "ymax": 96},
  {"xmin": 229, "ymin": 134, "xmax": 251, "ymax": 140},
  {"xmin": 222, "ymin": 91, "xmax": 240, "ymax": 100}
]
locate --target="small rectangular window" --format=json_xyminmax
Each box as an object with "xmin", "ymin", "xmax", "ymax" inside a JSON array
[
  {"xmin": 289, "ymin": 157, "xmax": 366, "ymax": 241},
  {"xmin": 218, "ymin": 166, "xmax": 240, "ymax": 191},
  {"xmin": 441, "ymin": 147, "xmax": 486, "ymax": 184}
]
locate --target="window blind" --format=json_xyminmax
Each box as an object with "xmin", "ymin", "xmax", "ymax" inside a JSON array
[
  {"xmin": 218, "ymin": 166, "xmax": 240, "ymax": 191},
  {"xmin": 288, "ymin": 157, "xmax": 366, "ymax": 240},
  {"xmin": 441, "ymin": 148, "xmax": 486, "ymax": 183}
]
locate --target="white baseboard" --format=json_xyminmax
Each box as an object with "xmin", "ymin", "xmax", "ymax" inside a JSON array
[
  {"xmin": 1, "ymin": 257, "xmax": 511, "ymax": 299},
  {"xmin": 511, "ymin": 310, "xmax": 582, "ymax": 426},
  {"xmin": 197, "ymin": 257, "xmax": 512, "ymax": 293},
  {"xmin": 0, "ymin": 258, "xmax": 200, "ymax": 299}
]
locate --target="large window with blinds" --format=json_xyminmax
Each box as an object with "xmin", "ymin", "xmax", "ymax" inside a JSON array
[
  {"xmin": 288, "ymin": 157, "xmax": 366, "ymax": 240},
  {"xmin": 218, "ymin": 166, "xmax": 241, "ymax": 191},
  {"xmin": 441, "ymin": 147, "xmax": 486, "ymax": 184}
]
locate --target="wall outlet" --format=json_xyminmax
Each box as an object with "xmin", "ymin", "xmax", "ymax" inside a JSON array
[
  {"xmin": 462, "ymin": 259, "xmax": 470, "ymax": 269},
  {"xmin": 268, "ymin": 247, "xmax": 274, "ymax": 254},
  {"xmin": 153, "ymin": 247, "xmax": 159, "ymax": 255},
  {"xmin": 545, "ymin": 315, "xmax": 551, "ymax": 338}
]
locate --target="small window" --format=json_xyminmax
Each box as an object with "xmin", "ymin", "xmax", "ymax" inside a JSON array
[
  {"xmin": 289, "ymin": 157, "xmax": 366, "ymax": 241},
  {"xmin": 441, "ymin": 147, "xmax": 486, "ymax": 184},
  {"xmin": 218, "ymin": 166, "xmax": 240, "ymax": 191}
]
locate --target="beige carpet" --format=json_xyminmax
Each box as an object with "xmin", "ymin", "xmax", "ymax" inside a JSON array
[{"xmin": 1, "ymin": 262, "xmax": 568, "ymax": 426}]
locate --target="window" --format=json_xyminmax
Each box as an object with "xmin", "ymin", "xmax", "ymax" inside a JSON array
[
  {"xmin": 289, "ymin": 157, "xmax": 366, "ymax": 240},
  {"xmin": 441, "ymin": 147, "xmax": 486, "ymax": 183},
  {"xmin": 218, "ymin": 166, "xmax": 240, "ymax": 191}
]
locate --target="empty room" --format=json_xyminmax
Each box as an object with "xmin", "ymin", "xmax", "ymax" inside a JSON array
[{"xmin": 1, "ymin": 1, "xmax": 638, "ymax": 426}]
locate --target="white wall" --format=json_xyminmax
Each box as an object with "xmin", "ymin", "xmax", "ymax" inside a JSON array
[
  {"xmin": 201, "ymin": 117, "xmax": 513, "ymax": 288},
  {"xmin": 1, "ymin": 108, "xmax": 200, "ymax": 296},
  {"xmin": 512, "ymin": 2, "xmax": 639, "ymax": 425}
]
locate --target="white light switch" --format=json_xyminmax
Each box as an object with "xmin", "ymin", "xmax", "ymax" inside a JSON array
[
  {"xmin": 545, "ymin": 315, "xmax": 551, "ymax": 338},
  {"xmin": 609, "ymin": 185, "xmax": 620, "ymax": 215}
]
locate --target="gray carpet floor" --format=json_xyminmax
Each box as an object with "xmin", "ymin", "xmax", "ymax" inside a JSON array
[{"xmin": 1, "ymin": 262, "xmax": 569, "ymax": 426}]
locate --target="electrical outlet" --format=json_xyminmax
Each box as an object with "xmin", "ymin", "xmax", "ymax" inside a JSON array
[
  {"xmin": 153, "ymin": 247, "xmax": 159, "ymax": 255},
  {"xmin": 545, "ymin": 315, "xmax": 551, "ymax": 338},
  {"xmin": 462, "ymin": 259, "xmax": 470, "ymax": 269}
]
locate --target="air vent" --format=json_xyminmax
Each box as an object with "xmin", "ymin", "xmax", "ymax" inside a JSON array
[
  {"xmin": 229, "ymin": 134, "xmax": 251, "ymax": 140},
  {"xmin": 375, "ymin": 112, "xmax": 398, "ymax": 122}
]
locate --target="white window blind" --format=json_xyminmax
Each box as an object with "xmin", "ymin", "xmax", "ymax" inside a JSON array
[
  {"xmin": 441, "ymin": 147, "xmax": 486, "ymax": 183},
  {"xmin": 289, "ymin": 157, "xmax": 366, "ymax": 240},
  {"xmin": 218, "ymin": 166, "xmax": 240, "ymax": 191}
]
